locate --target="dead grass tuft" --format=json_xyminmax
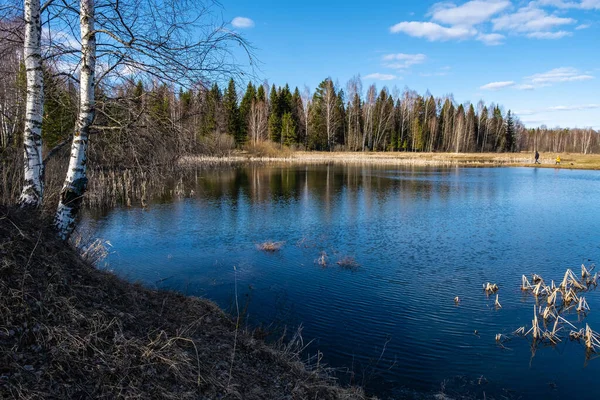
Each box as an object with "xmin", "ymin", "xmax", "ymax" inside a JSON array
[{"xmin": 256, "ymin": 241, "xmax": 285, "ymax": 252}]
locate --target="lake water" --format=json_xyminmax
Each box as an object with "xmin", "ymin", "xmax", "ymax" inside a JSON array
[{"xmin": 82, "ymin": 164, "xmax": 600, "ymax": 399}]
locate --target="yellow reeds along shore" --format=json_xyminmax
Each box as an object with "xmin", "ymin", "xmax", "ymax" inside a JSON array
[
  {"xmin": 179, "ymin": 152, "xmax": 600, "ymax": 171},
  {"xmin": 0, "ymin": 207, "xmax": 370, "ymax": 400}
]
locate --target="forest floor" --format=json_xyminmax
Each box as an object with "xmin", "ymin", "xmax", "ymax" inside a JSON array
[
  {"xmin": 181, "ymin": 151, "xmax": 600, "ymax": 170},
  {"xmin": 0, "ymin": 206, "xmax": 370, "ymax": 400}
]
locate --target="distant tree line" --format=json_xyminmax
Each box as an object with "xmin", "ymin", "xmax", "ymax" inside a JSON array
[{"xmin": 3, "ymin": 58, "xmax": 600, "ymax": 168}]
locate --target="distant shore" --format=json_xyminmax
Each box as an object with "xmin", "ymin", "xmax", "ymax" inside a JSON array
[{"xmin": 180, "ymin": 151, "xmax": 600, "ymax": 170}]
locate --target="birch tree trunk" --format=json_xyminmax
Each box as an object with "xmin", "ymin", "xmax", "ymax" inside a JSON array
[
  {"xmin": 19, "ymin": 0, "xmax": 44, "ymax": 207},
  {"xmin": 55, "ymin": 0, "xmax": 95, "ymax": 240}
]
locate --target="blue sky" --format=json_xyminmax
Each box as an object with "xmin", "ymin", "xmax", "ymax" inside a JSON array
[{"xmin": 223, "ymin": 0, "xmax": 599, "ymax": 129}]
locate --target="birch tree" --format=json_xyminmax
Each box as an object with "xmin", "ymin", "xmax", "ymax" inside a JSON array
[
  {"xmin": 55, "ymin": 0, "xmax": 95, "ymax": 239},
  {"xmin": 19, "ymin": 0, "xmax": 44, "ymax": 207}
]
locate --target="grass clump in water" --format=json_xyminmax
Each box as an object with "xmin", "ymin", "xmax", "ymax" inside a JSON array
[{"xmin": 256, "ymin": 241, "xmax": 284, "ymax": 252}]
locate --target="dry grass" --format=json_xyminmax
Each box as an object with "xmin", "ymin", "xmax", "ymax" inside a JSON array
[
  {"xmin": 256, "ymin": 241, "xmax": 285, "ymax": 253},
  {"xmin": 243, "ymin": 141, "xmax": 294, "ymax": 158},
  {"xmin": 0, "ymin": 207, "xmax": 370, "ymax": 400},
  {"xmin": 180, "ymin": 151, "xmax": 600, "ymax": 170}
]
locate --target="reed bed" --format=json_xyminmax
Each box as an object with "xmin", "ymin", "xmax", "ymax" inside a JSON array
[{"xmin": 502, "ymin": 264, "xmax": 600, "ymax": 354}]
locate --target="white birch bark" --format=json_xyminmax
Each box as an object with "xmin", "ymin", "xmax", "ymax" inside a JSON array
[
  {"xmin": 19, "ymin": 0, "xmax": 44, "ymax": 207},
  {"xmin": 55, "ymin": 0, "xmax": 95, "ymax": 240}
]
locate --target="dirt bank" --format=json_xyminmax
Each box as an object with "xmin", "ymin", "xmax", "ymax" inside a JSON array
[{"xmin": 0, "ymin": 207, "xmax": 369, "ymax": 399}]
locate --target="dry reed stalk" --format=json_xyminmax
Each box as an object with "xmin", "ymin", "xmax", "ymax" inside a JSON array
[
  {"xmin": 483, "ymin": 282, "xmax": 499, "ymax": 294},
  {"xmin": 495, "ymin": 333, "xmax": 508, "ymax": 342},
  {"xmin": 526, "ymin": 306, "xmax": 542, "ymax": 341},
  {"xmin": 521, "ymin": 275, "xmax": 533, "ymax": 291},
  {"xmin": 540, "ymin": 306, "xmax": 556, "ymax": 321},
  {"xmin": 495, "ymin": 294, "xmax": 502, "ymax": 309},
  {"xmin": 563, "ymin": 289, "xmax": 580, "ymax": 305},
  {"xmin": 533, "ymin": 281, "xmax": 552, "ymax": 297},
  {"xmin": 577, "ymin": 297, "xmax": 591, "ymax": 313},
  {"xmin": 570, "ymin": 329, "xmax": 584, "ymax": 340},
  {"xmin": 586, "ymin": 273, "xmax": 598, "ymax": 287},
  {"xmin": 513, "ymin": 327, "xmax": 526, "ymax": 336},
  {"xmin": 582, "ymin": 264, "xmax": 591, "ymax": 279},
  {"xmin": 584, "ymin": 325, "xmax": 600, "ymax": 351},
  {"xmin": 547, "ymin": 289, "xmax": 560, "ymax": 306},
  {"xmin": 532, "ymin": 274, "xmax": 544, "ymax": 284},
  {"xmin": 560, "ymin": 269, "xmax": 585, "ymax": 291},
  {"xmin": 317, "ymin": 252, "xmax": 328, "ymax": 267}
]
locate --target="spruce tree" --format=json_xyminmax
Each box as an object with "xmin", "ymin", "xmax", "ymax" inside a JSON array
[
  {"xmin": 223, "ymin": 79, "xmax": 241, "ymax": 145},
  {"xmin": 281, "ymin": 112, "xmax": 297, "ymax": 146},
  {"xmin": 239, "ymin": 82, "xmax": 256, "ymax": 143},
  {"xmin": 505, "ymin": 110, "xmax": 515, "ymax": 152},
  {"xmin": 269, "ymin": 85, "xmax": 281, "ymax": 143}
]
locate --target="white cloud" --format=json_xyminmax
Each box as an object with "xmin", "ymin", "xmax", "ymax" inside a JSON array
[
  {"xmin": 431, "ymin": 0, "xmax": 511, "ymax": 26},
  {"xmin": 364, "ymin": 73, "xmax": 398, "ymax": 81},
  {"xmin": 477, "ymin": 32, "xmax": 505, "ymax": 45},
  {"xmin": 389, "ymin": 21, "xmax": 476, "ymax": 41},
  {"xmin": 535, "ymin": 0, "xmax": 600, "ymax": 9},
  {"xmin": 382, "ymin": 53, "xmax": 427, "ymax": 69},
  {"xmin": 480, "ymin": 81, "xmax": 516, "ymax": 90},
  {"xmin": 231, "ymin": 17, "xmax": 255, "ymax": 29},
  {"xmin": 516, "ymin": 104, "xmax": 600, "ymax": 116},
  {"xmin": 492, "ymin": 5, "xmax": 576, "ymax": 37},
  {"xmin": 527, "ymin": 30, "xmax": 573, "ymax": 38},
  {"xmin": 526, "ymin": 67, "xmax": 594, "ymax": 84},
  {"xmin": 516, "ymin": 84, "xmax": 536, "ymax": 90},
  {"xmin": 514, "ymin": 109, "xmax": 537, "ymax": 116},
  {"xmin": 575, "ymin": 24, "xmax": 591, "ymax": 30},
  {"xmin": 548, "ymin": 104, "xmax": 600, "ymax": 111}
]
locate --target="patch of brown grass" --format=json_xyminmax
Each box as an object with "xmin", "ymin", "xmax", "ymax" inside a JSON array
[
  {"xmin": 256, "ymin": 241, "xmax": 285, "ymax": 252},
  {"xmin": 243, "ymin": 141, "xmax": 293, "ymax": 158},
  {"xmin": 0, "ymin": 207, "xmax": 370, "ymax": 400}
]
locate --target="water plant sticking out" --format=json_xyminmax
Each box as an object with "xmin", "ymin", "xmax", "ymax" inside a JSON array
[
  {"xmin": 583, "ymin": 325, "xmax": 600, "ymax": 351},
  {"xmin": 509, "ymin": 264, "xmax": 599, "ymax": 357},
  {"xmin": 577, "ymin": 297, "xmax": 591, "ymax": 313},
  {"xmin": 257, "ymin": 241, "xmax": 284, "ymax": 252},
  {"xmin": 483, "ymin": 282, "xmax": 499, "ymax": 294},
  {"xmin": 495, "ymin": 294, "xmax": 502, "ymax": 309},
  {"xmin": 316, "ymin": 251, "xmax": 328, "ymax": 267},
  {"xmin": 521, "ymin": 275, "xmax": 533, "ymax": 291},
  {"xmin": 560, "ymin": 268, "xmax": 585, "ymax": 291}
]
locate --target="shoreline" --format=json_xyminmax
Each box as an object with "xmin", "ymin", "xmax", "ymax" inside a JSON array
[
  {"xmin": 180, "ymin": 151, "xmax": 600, "ymax": 170},
  {"xmin": 0, "ymin": 207, "xmax": 370, "ymax": 400}
]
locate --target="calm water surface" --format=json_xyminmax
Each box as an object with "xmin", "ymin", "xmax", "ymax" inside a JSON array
[{"xmin": 82, "ymin": 165, "xmax": 600, "ymax": 399}]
